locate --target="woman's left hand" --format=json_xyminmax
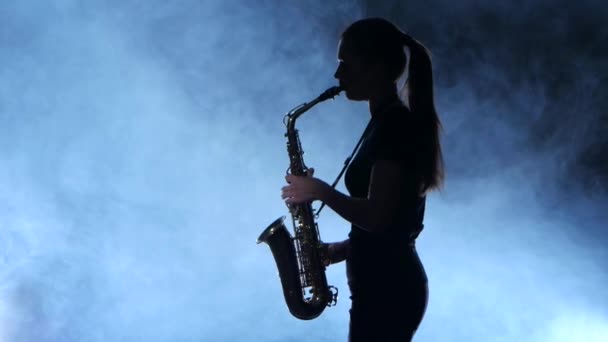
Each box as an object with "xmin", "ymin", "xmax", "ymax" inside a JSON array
[{"xmin": 281, "ymin": 168, "xmax": 330, "ymax": 204}]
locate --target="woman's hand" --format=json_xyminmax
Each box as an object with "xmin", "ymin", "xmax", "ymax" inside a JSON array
[
  {"xmin": 322, "ymin": 240, "xmax": 349, "ymax": 266},
  {"xmin": 281, "ymin": 168, "xmax": 330, "ymax": 204}
]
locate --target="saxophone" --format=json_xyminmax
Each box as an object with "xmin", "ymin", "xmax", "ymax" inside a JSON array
[{"xmin": 257, "ymin": 86, "xmax": 342, "ymax": 320}]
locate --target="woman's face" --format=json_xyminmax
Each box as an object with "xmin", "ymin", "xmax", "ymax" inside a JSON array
[{"xmin": 334, "ymin": 39, "xmax": 377, "ymax": 101}]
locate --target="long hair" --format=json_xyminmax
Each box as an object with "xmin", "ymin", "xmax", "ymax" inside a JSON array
[{"xmin": 342, "ymin": 18, "xmax": 444, "ymax": 194}]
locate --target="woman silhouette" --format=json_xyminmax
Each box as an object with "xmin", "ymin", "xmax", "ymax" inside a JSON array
[{"xmin": 282, "ymin": 17, "xmax": 444, "ymax": 341}]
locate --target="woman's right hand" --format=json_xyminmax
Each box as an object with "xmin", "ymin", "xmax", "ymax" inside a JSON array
[{"xmin": 323, "ymin": 239, "xmax": 349, "ymax": 266}]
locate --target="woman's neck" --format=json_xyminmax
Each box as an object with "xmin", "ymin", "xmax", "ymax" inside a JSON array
[{"xmin": 369, "ymin": 88, "xmax": 401, "ymax": 119}]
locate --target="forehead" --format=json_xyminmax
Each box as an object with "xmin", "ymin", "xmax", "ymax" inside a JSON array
[{"xmin": 337, "ymin": 39, "xmax": 354, "ymax": 60}]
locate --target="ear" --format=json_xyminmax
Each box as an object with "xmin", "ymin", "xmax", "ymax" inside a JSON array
[{"xmin": 368, "ymin": 61, "xmax": 392, "ymax": 83}]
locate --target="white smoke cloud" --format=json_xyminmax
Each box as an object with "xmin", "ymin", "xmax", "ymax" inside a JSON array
[{"xmin": 0, "ymin": 1, "xmax": 606, "ymax": 341}]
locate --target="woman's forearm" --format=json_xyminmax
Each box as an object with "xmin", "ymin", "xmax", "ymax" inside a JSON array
[
  {"xmin": 320, "ymin": 186, "xmax": 388, "ymax": 233},
  {"xmin": 327, "ymin": 239, "xmax": 350, "ymax": 265}
]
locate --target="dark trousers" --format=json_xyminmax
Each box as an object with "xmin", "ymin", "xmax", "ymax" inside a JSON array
[{"xmin": 346, "ymin": 246, "xmax": 428, "ymax": 342}]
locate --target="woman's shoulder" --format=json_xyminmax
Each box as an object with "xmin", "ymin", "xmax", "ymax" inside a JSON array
[{"xmin": 376, "ymin": 103, "xmax": 415, "ymax": 131}]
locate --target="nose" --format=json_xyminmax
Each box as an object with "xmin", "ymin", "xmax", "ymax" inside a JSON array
[{"xmin": 334, "ymin": 63, "xmax": 343, "ymax": 80}]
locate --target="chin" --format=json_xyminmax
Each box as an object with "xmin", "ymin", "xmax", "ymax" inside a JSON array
[{"xmin": 344, "ymin": 90, "xmax": 366, "ymax": 101}]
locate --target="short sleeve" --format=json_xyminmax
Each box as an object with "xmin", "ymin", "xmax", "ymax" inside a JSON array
[{"xmin": 373, "ymin": 114, "xmax": 415, "ymax": 165}]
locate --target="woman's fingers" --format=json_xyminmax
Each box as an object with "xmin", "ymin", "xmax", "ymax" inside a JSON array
[
  {"xmin": 282, "ymin": 172, "xmax": 320, "ymax": 203},
  {"xmin": 281, "ymin": 185, "xmax": 292, "ymax": 199},
  {"xmin": 282, "ymin": 186, "xmax": 313, "ymax": 203}
]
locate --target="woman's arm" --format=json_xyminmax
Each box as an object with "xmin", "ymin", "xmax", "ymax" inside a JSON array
[
  {"xmin": 282, "ymin": 160, "xmax": 406, "ymax": 233},
  {"xmin": 324, "ymin": 239, "xmax": 350, "ymax": 265},
  {"xmin": 319, "ymin": 160, "xmax": 404, "ymax": 233}
]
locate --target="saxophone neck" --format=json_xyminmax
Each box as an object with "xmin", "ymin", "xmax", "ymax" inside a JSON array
[{"xmin": 284, "ymin": 86, "xmax": 343, "ymax": 129}]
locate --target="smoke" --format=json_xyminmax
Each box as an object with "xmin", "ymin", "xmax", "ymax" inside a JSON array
[{"xmin": 0, "ymin": 0, "xmax": 606, "ymax": 341}]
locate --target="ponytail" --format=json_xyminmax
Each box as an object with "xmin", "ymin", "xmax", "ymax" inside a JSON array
[{"xmin": 401, "ymin": 33, "xmax": 445, "ymax": 194}]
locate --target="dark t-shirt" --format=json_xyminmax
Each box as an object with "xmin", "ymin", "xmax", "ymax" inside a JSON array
[{"xmin": 345, "ymin": 103, "xmax": 426, "ymax": 240}]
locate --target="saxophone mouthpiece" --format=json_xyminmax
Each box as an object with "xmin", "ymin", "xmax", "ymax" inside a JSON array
[{"xmin": 319, "ymin": 86, "xmax": 343, "ymax": 102}]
